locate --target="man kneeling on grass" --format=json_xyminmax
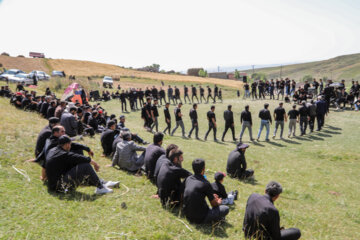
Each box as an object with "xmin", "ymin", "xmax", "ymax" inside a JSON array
[
  {"xmin": 183, "ymin": 159, "xmax": 229, "ymax": 224},
  {"xmin": 46, "ymin": 136, "xmax": 119, "ymax": 194},
  {"xmin": 243, "ymin": 181, "xmax": 301, "ymax": 240}
]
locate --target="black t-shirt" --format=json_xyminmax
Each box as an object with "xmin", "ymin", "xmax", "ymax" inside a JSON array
[
  {"xmin": 164, "ymin": 107, "xmax": 171, "ymax": 121},
  {"xmin": 151, "ymin": 105, "xmax": 159, "ymax": 117},
  {"xmin": 274, "ymin": 107, "xmax": 285, "ymax": 121},
  {"xmin": 226, "ymin": 149, "xmax": 246, "ymax": 177},
  {"xmin": 207, "ymin": 111, "xmax": 216, "ymax": 123},
  {"xmin": 183, "ymin": 174, "xmax": 214, "ymax": 223},
  {"xmin": 175, "ymin": 107, "xmax": 182, "ymax": 121},
  {"xmin": 298, "ymin": 106, "xmax": 309, "ymax": 117},
  {"xmin": 287, "ymin": 109, "xmax": 299, "ymax": 119},
  {"xmin": 144, "ymin": 144, "xmax": 166, "ymax": 178},
  {"xmin": 211, "ymin": 181, "xmax": 227, "ymax": 199}
]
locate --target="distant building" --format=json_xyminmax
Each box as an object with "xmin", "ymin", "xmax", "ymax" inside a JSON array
[
  {"xmin": 208, "ymin": 72, "xmax": 228, "ymax": 79},
  {"xmin": 187, "ymin": 68, "xmax": 204, "ymax": 76},
  {"xmin": 29, "ymin": 52, "xmax": 45, "ymax": 58},
  {"xmin": 228, "ymin": 72, "xmax": 247, "ymax": 81}
]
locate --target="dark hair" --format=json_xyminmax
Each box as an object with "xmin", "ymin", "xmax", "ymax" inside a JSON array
[
  {"xmin": 193, "ymin": 103, "xmax": 197, "ymax": 108},
  {"xmin": 192, "ymin": 158, "xmax": 205, "ymax": 175},
  {"xmin": 92, "ymin": 110, "xmax": 98, "ymax": 117},
  {"xmin": 228, "ymin": 105, "xmax": 232, "ymax": 110},
  {"xmin": 169, "ymin": 149, "xmax": 183, "ymax": 163},
  {"xmin": 107, "ymin": 120, "xmax": 116, "ymax": 128},
  {"xmin": 210, "ymin": 105, "xmax": 215, "ymax": 110},
  {"xmin": 70, "ymin": 107, "xmax": 77, "ymax": 112},
  {"xmin": 58, "ymin": 135, "xmax": 71, "ymax": 145},
  {"xmin": 245, "ymin": 105, "xmax": 249, "ymax": 109},
  {"xmin": 52, "ymin": 125, "xmax": 63, "ymax": 134},
  {"xmin": 77, "ymin": 108, "xmax": 83, "ymax": 114},
  {"xmin": 264, "ymin": 103, "xmax": 269, "ymax": 109},
  {"xmin": 153, "ymin": 132, "xmax": 164, "ymax": 144},
  {"xmin": 165, "ymin": 144, "xmax": 178, "ymax": 158},
  {"xmin": 122, "ymin": 132, "xmax": 131, "ymax": 141},
  {"xmin": 292, "ymin": 104, "xmax": 296, "ymax": 109},
  {"xmin": 265, "ymin": 181, "xmax": 283, "ymax": 198}
]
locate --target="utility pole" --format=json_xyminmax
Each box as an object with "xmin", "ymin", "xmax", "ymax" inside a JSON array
[
  {"xmin": 218, "ymin": 66, "xmax": 220, "ymax": 72},
  {"xmin": 280, "ymin": 65, "xmax": 283, "ymax": 79}
]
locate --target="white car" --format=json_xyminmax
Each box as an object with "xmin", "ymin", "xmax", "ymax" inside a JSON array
[
  {"xmin": 29, "ymin": 70, "xmax": 51, "ymax": 80},
  {"xmin": 103, "ymin": 76, "xmax": 113, "ymax": 87},
  {"xmin": 0, "ymin": 69, "xmax": 25, "ymax": 81},
  {"xmin": 51, "ymin": 70, "xmax": 66, "ymax": 77},
  {"xmin": 7, "ymin": 73, "xmax": 34, "ymax": 84}
]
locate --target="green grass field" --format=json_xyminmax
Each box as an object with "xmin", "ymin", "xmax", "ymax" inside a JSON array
[{"xmin": 0, "ymin": 79, "xmax": 359, "ymax": 239}]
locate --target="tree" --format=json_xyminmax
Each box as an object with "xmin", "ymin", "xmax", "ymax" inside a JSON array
[
  {"xmin": 302, "ymin": 75, "xmax": 313, "ymax": 82},
  {"xmin": 1, "ymin": 52, "xmax": 10, "ymax": 56},
  {"xmin": 198, "ymin": 69, "xmax": 208, "ymax": 77},
  {"xmin": 234, "ymin": 69, "xmax": 240, "ymax": 79},
  {"xmin": 251, "ymin": 72, "xmax": 267, "ymax": 81}
]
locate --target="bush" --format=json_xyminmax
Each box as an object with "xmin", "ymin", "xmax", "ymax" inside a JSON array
[
  {"xmin": 1, "ymin": 52, "xmax": 10, "ymax": 56},
  {"xmin": 17, "ymin": 55, "xmax": 25, "ymax": 58},
  {"xmin": 187, "ymin": 68, "xmax": 203, "ymax": 76},
  {"xmin": 251, "ymin": 72, "xmax": 267, "ymax": 81},
  {"xmin": 302, "ymin": 75, "xmax": 313, "ymax": 82},
  {"xmin": 198, "ymin": 69, "xmax": 208, "ymax": 77}
]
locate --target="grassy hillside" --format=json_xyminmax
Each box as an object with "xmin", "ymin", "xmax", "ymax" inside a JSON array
[
  {"xmin": 244, "ymin": 53, "xmax": 360, "ymax": 81},
  {"xmin": 0, "ymin": 79, "xmax": 359, "ymax": 239}
]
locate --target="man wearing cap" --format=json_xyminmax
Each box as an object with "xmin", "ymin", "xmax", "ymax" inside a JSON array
[
  {"xmin": 204, "ymin": 105, "xmax": 217, "ymax": 141},
  {"xmin": 112, "ymin": 132, "xmax": 146, "ymax": 172},
  {"xmin": 222, "ymin": 105, "xmax": 236, "ymax": 142},
  {"xmin": 157, "ymin": 148, "xmax": 191, "ymax": 206},
  {"xmin": 273, "ymin": 102, "xmax": 287, "ymax": 139},
  {"xmin": 46, "ymin": 135, "xmax": 117, "ymax": 194},
  {"xmin": 171, "ymin": 103, "xmax": 186, "ymax": 137},
  {"xmin": 101, "ymin": 121, "xmax": 120, "ymax": 157},
  {"xmin": 144, "ymin": 132, "xmax": 165, "ymax": 182},
  {"xmin": 183, "ymin": 159, "xmax": 229, "ymax": 224},
  {"xmin": 239, "ymin": 105, "xmax": 254, "ymax": 142},
  {"xmin": 287, "ymin": 104, "xmax": 299, "ymax": 138},
  {"xmin": 243, "ymin": 181, "xmax": 301, "ymax": 240},
  {"xmin": 226, "ymin": 143, "xmax": 254, "ymax": 179},
  {"xmin": 35, "ymin": 117, "xmax": 60, "ymax": 157},
  {"xmin": 257, "ymin": 103, "xmax": 272, "ymax": 141}
]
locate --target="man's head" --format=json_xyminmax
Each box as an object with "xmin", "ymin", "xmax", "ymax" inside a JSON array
[
  {"xmin": 59, "ymin": 135, "xmax": 72, "ymax": 152},
  {"xmin": 292, "ymin": 104, "xmax": 296, "ymax": 109},
  {"xmin": 302, "ymin": 100, "xmax": 306, "ymax": 106},
  {"xmin": 69, "ymin": 107, "xmax": 77, "ymax": 115},
  {"xmin": 245, "ymin": 105, "xmax": 249, "ymax": 111},
  {"xmin": 48, "ymin": 117, "xmax": 60, "ymax": 128},
  {"xmin": 237, "ymin": 143, "xmax": 249, "ymax": 152},
  {"xmin": 265, "ymin": 181, "xmax": 283, "ymax": 202},
  {"xmin": 52, "ymin": 125, "xmax": 66, "ymax": 137},
  {"xmin": 92, "ymin": 110, "xmax": 98, "ymax": 118},
  {"xmin": 122, "ymin": 132, "xmax": 131, "ymax": 141},
  {"xmin": 169, "ymin": 148, "xmax": 184, "ymax": 167},
  {"xmin": 165, "ymin": 102, "xmax": 170, "ymax": 108},
  {"xmin": 193, "ymin": 103, "xmax": 197, "ymax": 109},
  {"xmin": 178, "ymin": 103, "xmax": 182, "ymax": 108},
  {"xmin": 264, "ymin": 103, "xmax": 269, "ymax": 109},
  {"xmin": 119, "ymin": 115, "xmax": 125, "ymax": 123},
  {"xmin": 279, "ymin": 102, "xmax": 283, "ymax": 107},
  {"xmin": 165, "ymin": 144, "xmax": 178, "ymax": 158},
  {"xmin": 214, "ymin": 172, "xmax": 225, "ymax": 183},
  {"xmin": 211, "ymin": 105, "xmax": 215, "ymax": 112},
  {"xmin": 228, "ymin": 105, "xmax": 232, "ymax": 110},
  {"xmin": 192, "ymin": 158, "xmax": 205, "ymax": 175},
  {"xmin": 146, "ymin": 97, "xmax": 151, "ymax": 103},
  {"xmin": 107, "ymin": 120, "xmax": 116, "ymax": 130},
  {"xmin": 154, "ymin": 99, "xmax": 158, "ymax": 104},
  {"xmin": 153, "ymin": 132, "xmax": 164, "ymax": 145}
]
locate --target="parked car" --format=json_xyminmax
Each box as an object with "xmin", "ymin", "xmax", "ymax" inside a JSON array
[
  {"xmin": 103, "ymin": 76, "xmax": 113, "ymax": 88},
  {"xmin": 51, "ymin": 70, "xmax": 66, "ymax": 77},
  {"xmin": 29, "ymin": 70, "xmax": 51, "ymax": 80},
  {"xmin": 7, "ymin": 73, "xmax": 34, "ymax": 84},
  {"xmin": 0, "ymin": 69, "xmax": 25, "ymax": 81}
]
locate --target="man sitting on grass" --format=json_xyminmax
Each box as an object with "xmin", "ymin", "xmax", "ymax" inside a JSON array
[
  {"xmin": 183, "ymin": 159, "xmax": 229, "ymax": 224},
  {"xmin": 226, "ymin": 143, "xmax": 254, "ymax": 180},
  {"xmin": 101, "ymin": 121, "xmax": 119, "ymax": 157},
  {"xmin": 46, "ymin": 136, "xmax": 118, "ymax": 194},
  {"xmin": 243, "ymin": 181, "xmax": 301, "ymax": 240},
  {"xmin": 144, "ymin": 132, "xmax": 165, "ymax": 182}
]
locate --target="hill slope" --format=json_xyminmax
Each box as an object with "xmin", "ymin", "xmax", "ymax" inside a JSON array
[{"xmin": 244, "ymin": 53, "xmax": 360, "ymax": 81}]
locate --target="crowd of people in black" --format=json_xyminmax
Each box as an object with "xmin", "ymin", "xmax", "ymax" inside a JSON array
[{"xmin": 1, "ymin": 77, "xmax": 359, "ymax": 240}]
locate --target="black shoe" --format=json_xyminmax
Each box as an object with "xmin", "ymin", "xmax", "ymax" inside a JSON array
[
  {"xmin": 234, "ymin": 190, "xmax": 238, "ymax": 200},
  {"xmin": 221, "ymin": 138, "xmax": 225, "ymax": 142}
]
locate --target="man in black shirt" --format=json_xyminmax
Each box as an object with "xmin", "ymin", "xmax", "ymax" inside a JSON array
[
  {"xmin": 188, "ymin": 104, "xmax": 199, "ymax": 139},
  {"xmin": 287, "ymin": 104, "xmax": 299, "ymax": 138},
  {"xmin": 243, "ymin": 181, "xmax": 301, "ymax": 240},
  {"xmin": 159, "ymin": 87, "xmax": 166, "ymax": 105},
  {"xmin": 167, "ymin": 85, "xmax": 175, "ymax": 105},
  {"xmin": 157, "ymin": 148, "xmax": 192, "ymax": 206},
  {"xmin": 206, "ymin": 86, "xmax": 215, "ymax": 103},
  {"xmin": 243, "ymin": 83, "xmax": 250, "ymax": 99},
  {"xmin": 35, "ymin": 117, "xmax": 60, "ymax": 157},
  {"xmin": 138, "ymin": 88, "xmax": 145, "ymax": 107},
  {"xmin": 251, "ymin": 82, "xmax": 258, "ymax": 100},
  {"xmin": 145, "ymin": 97, "xmax": 153, "ymax": 129},
  {"xmin": 239, "ymin": 105, "xmax": 254, "ymax": 142},
  {"xmin": 273, "ymin": 102, "xmax": 287, "ymax": 139},
  {"xmin": 183, "ymin": 159, "xmax": 229, "ymax": 223},
  {"xmin": 214, "ymin": 84, "xmax": 218, "ymax": 102},
  {"xmin": 204, "ymin": 106, "xmax": 217, "ymax": 141},
  {"xmin": 174, "ymin": 86, "xmax": 181, "ymax": 104},
  {"xmin": 298, "ymin": 101, "xmax": 309, "ymax": 136},
  {"xmin": 46, "ymin": 100, "xmax": 57, "ymax": 119},
  {"xmin": 222, "ymin": 105, "xmax": 236, "ymax": 142},
  {"xmin": 199, "ymin": 85, "xmax": 206, "ymax": 103},
  {"xmin": 154, "ymin": 144, "xmax": 178, "ymax": 182},
  {"xmin": 101, "ymin": 121, "xmax": 119, "ymax": 157},
  {"xmin": 191, "ymin": 85, "xmax": 199, "ymax": 103},
  {"xmin": 150, "ymin": 99, "xmax": 159, "ymax": 132},
  {"xmin": 163, "ymin": 103, "xmax": 171, "ymax": 134},
  {"xmin": 46, "ymin": 136, "xmax": 115, "ymax": 194},
  {"xmin": 227, "ymin": 143, "xmax": 254, "ymax": 179},
  {"xmin": 183, "ymin": 85, "xmax": 190, "ymax": 104},
  {"xmin": 119, "ymin": 90, "xmax": 128, "ymax": 112},
  {"xmin": 144, "ymin": 132, "xmax": 165, "ymax": 182},
  {"xmin": 171, "ymin": 103, "xmax": 186, "ymax": 137},
  {"xmin": 257, "ymin": 103, "xmax": 272, "ymax": 141}
]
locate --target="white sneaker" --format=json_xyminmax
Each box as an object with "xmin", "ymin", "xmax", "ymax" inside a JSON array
[
  {"xmin": 95, "ymin": 186, "xmax": 113, "ymax": 194},
  {"xmin": 104, "ymin": 181, "xmax": 120, "ymax": 188}
]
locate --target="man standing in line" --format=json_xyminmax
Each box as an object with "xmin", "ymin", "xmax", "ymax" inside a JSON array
[
  {"xmin": 145, "ymin": 97, "xmax": 153, "ymax": 130},
  {"xmin": 184, "ymin": 85, "xmax": 191, "ymax": 104},
  {"xmin": 287, "ymin": 104, "xmax": 299, "ymax": 138},
  {"xmin": 171, "ymin": 103, "xmax": 186, "ymax": 138},
  {"xmin": 251, "ymin": 82, "xmax": 257, "ymax": 100},
  {"xmin": 257, "ymin": 103, "xmax": 272, "ymax": 141},
  {"xmin": 199, "ymin": 85, "xmax": 206, "ymax": 103},
  {"xmin": 308, "ymin": 100, "xmax": 317, "ymax": 132},
  {"xmin": 214, "ymin": 84, "xmax": 218, "ymax": 103},
  {"xmin": 174, "ymin": 86, "xmax": 181, "ymax": 104},
  {"xmin": 188, "ymin": 104, "xmax": 199, "ymax": 139},
  {"xmin": 206, "ymin": 86, "xmax": 214, "ymax": 103},
  {"xmin": 163, "ymin": 103, "xmax": 171, "ymax": 135},
  {"xmin": 222, "ymin": 105, "xmax": 236, "ymax": 142},
  {"xmin": 243, "ymin": 83, "xmax": 250, "ymax": 99},
  {"xmin": 239, "ymin": 105, "xmax": 254, "ymax": 142},
  {"xmin": 316, "ymin": 96, "xmax": 327, "ymax": 131},
  {"xmin": 167, "ymin": 85, "xmax": 175, "ymax": 105},
  {"xmin": 204, "ymin": 105, "xmax": 217, "ymax": 141},
  {"xmin": 298, "ymin": 101, "xmax": 309, "ymax": 136},
  {"xmin": 120, "ymin": 90, "xmax": 127, "ymax": 112},
  {"xmin": 191, "ymin": 85, "xmax": 199, "ymax": 103},
  {"xmin": 273, "ymin": 102, "xmax": 287, "ymax": 139},
  {"xmin": 151, "ymin": 99, "xmax": 159, "ymax": 133},
  {"xmin": 159, "ymin": 87, "xmax": 166, "ymax": 106}
]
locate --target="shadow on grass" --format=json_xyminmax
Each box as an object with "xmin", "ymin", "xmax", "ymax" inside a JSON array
[
  {"xmin": 282, "ymin": 139, "xmax": 301, "ymax": 145},
  {"xmin": 294, "ymin": 136, "xmax": 312, "ymax": 142},
  {"xmin": 251, "ymin": 141, "xmax": 265, "ymax": 147},
  {"xmin": 322, "ymin": 130, "xmax": 341, "ymax": 135},
  {"xmin": 194, "ymin": 220, "xmax": 233, "ymax": 238},
  {"xmin": 48, "ymin": 190, "xmax": 101, "ymax": 202},
  {"xmin": 307, "ymin": 135, "xmax": 324, "ymax": 141},
  {"xmin": 325, "ymin": 125, "xmax": 342, "ymax": 131},
  {"xmin": 266, "ymin": 141, "xmax": 285, "ymax": 147},
  {"xmin": 241, "ymin": 177, "xmax": 259, "ymax": 186},
  {"xmin": 316, "ymin": 133, "xmax": 332, "ymax": 138}
]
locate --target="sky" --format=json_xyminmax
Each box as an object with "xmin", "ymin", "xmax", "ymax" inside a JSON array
[{"xmin": 1, "ymin": 0, "xmax": 360, "ymax": 71}]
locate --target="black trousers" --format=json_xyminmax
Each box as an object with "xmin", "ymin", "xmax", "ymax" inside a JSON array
[
  {"xmin": 207, "ymin": 94, "xmax": 214, "ymax": 103},
  {"xmin": 251, "ymin": 91, "xmax": 257, "ymax": 99},
  {"xmin": 222, "ymin": 123, "xmax": 235, "ymax": 140},
  {"xmin": 317, "ymin": 113, "xmax": 325, "ymax": 130},
  {"xmin": 205, "ymin": 123, "xmax": 217, "ymax": 140},
  {"xmin": 200, "ymin": 95, "xmax": 206, "ymax": 103},
  {"xmin": 163, "ymin": 122, "xmax": 171, "ymax": 134},
  {"xmin": 121, "ymin": 100, "xmax": 127, "ymax": 112},
  {"xmin": 184, "ymin": 95, "xmax": 190, "ymax": 103},
  {"xmin": 59, "ymin": 163, "xmax": 102, "ymax": 192},
  {"xmin": 280, "ymin": 228, "xmax": 301, "ymax": 240},
  {"xmin": 188, "ymin": 120, "xmax": 199, "ymax": 138},
  {"xmin": 159, "ymin": 96, "xmax": 166, "ymax": 105},
  {"xmin": 192, "ymin": 95, "xmax": 199, "ymax": 103},
  {"xmin": 139, "ymin": 98, "xmax": 144, "ymax": 107},
  {"xmin": 309, "ymin": 116, "xmax": 316, "ymax": 131}
]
